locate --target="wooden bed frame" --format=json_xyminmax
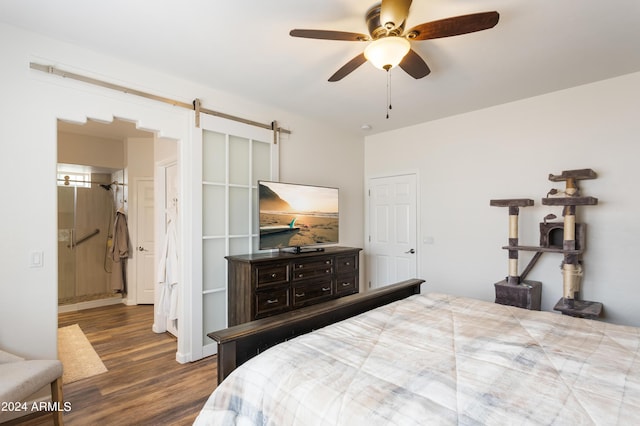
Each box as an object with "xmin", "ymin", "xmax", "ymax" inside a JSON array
[{"xmin": 207, "ymin": 278, "xmax": 425, "ymax": 384}]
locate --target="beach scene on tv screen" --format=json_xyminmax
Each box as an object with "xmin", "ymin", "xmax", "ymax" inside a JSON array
[{"xmin": 259, "ymin": 182, "xmax": 339, "ymax": 248}]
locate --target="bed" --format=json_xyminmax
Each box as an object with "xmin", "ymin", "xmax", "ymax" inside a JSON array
[{"xmin": 195, "ymin": 284, "xmax": 640, "ymax": 425}]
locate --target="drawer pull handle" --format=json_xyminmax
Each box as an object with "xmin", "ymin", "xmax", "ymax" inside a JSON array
[
  {"xmin": 266, "ymin": 298, "xmax": 279, "ymax": 304},
  {"xmin": 271, "ymin": 273, "xmax": 277, "ymax": 278},
  {"xmin": 298, "ymin": 273, "xmax": 303, "ymax": 278},
  {"xmin": 345, "ymin": 262, "xmax": 350, "ymax": 266},
  {"xmin": 325, "ymin": 269, "xmax": 330, "ymax": 273},
  {"xmin": 325, "ymin": 260, "xmax": 330, "ymax": 264},
  {"xmin": 341, "ymin": 282, "xmax": 351, "ymax": 287},
  {"xmin": 322, "ymin": 287, "xmax": 331, "ymax": 292},
  {"xmin": 295, "ymin": 292, "xmax": 305, "ymax": 298}
]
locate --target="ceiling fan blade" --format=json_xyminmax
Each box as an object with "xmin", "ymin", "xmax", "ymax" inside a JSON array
[
  {"xmin": 290, "ymin": 29, "xmax": 369, "ymax": 41},
  {"xmin": 328, "ymin": 53, "xmax": 367, "ymax": 82},
  {"xmin": 399, "ymin": 49, "xmax": 430, "ymax": 79},
  {"xmin": 406, "ymin": 11, "xmax": 499, "ymax": 40},
  {"xmin": 380, "ymin": 0, "xmax": 412, "ymax": 30}
]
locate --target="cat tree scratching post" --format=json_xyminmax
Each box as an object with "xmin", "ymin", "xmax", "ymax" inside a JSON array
[
  {"xmin": 543, "ymin": 169, "xmax": 602, "ymax": 318},
  {"xmin": 490, "ymin": 169, "xmax": 602, "ymax": 317},
  {"xmin": 490, "ymin": 198, "xmax": 542, "ymax": 310}
]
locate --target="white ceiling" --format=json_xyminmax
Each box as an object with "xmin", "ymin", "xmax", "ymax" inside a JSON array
[{"xmin": 2, "ymin": 0, "xmax": 640, "ymax": 136}]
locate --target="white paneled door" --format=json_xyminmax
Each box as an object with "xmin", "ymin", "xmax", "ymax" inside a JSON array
[
  {"xmin": 367, "ymin": 174, "xmax": 417, "ymax": 289},
  {"xmin": 135, "ymin": 178, "xmax": 155, "ymax": 304}
]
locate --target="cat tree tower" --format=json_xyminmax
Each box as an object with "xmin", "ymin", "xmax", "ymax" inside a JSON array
[
  {"xmin": 491, "ymin": 169, "xmax": 602, "ymax": 318},
  {"xmin": 490, "ymin": 198, "xmax": 541, "ymax": 310}
]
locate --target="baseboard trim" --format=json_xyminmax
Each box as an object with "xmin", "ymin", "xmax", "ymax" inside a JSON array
[{"xmin": 58, "ymin": 296, "xmax": 124, "ymax": 313}]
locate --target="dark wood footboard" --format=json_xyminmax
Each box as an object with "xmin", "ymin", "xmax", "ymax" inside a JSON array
[{"xmin": 207, "ymin": 278, "xmax": 425, "ymax": 384}]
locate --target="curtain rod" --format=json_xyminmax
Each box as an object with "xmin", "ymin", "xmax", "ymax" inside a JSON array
[{"xmin": 30, "ymin": 62, "xmax": 291, "ymax": 135}]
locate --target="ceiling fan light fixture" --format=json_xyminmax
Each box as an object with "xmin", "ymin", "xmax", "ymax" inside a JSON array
[{"xmin": 364, "ymin": 36, "xmax": 410, "ymax": 70}]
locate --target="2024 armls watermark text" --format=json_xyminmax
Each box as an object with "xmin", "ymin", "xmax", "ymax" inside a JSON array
[{"xmin": 2, "ymin": 401, "xmax": 72, "ymax": 413}]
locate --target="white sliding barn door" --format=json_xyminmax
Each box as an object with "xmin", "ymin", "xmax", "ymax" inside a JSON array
[
  {"xmin": 367, "ymin": 174, "xmax": 418, "ymax": 289},
  {"xmin": 191, "ymin": 114, "xmax": 278, "ymax": 359}
]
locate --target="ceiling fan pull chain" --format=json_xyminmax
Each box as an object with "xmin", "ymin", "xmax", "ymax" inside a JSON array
[{"xmin": 386, "ymin": 68, "xmax": 392, "ymax": 119}]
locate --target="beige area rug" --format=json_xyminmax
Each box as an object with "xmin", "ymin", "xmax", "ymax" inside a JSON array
[{"xmin": 58, "ymin": 324, "xmax": 108, "ymax": 384}]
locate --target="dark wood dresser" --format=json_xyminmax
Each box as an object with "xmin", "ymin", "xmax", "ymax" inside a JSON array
[{"xmin": 225, "ymin": 246, "xmax": 362, "ymax": 326}]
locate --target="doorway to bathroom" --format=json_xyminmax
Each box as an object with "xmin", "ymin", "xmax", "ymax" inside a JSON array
[{"xmin": 57, "ymin": 118, "xmax": 171, "ymax": 313}]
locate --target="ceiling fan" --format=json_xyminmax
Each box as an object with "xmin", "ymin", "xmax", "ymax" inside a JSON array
[{"xmin": 290, "ymin": 0, "xmax": 499, "ymax": 82}]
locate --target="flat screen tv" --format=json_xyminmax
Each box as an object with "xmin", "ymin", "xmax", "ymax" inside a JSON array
[{"xmin": 258, "ymin": 180, "xmax": 339, "ymax": 252}]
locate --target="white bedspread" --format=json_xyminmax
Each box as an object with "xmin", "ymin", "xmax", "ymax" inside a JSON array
[{"xmin": 195, "ymin": 293, "xmax": 640, "ymax": 425}]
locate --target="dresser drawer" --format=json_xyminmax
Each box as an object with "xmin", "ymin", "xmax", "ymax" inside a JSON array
[
  {"xmin": 336, "ymin": 274, "xmax": 358, "ymax": 296},
  {"xmin": 291, "ymin": 258, "xmax": 333, "ymax": 281},
  {"xmin": 255, "ymin": 287, "xmax": 290, "ymax": 318},
  {"xmin": 255, "ymin": 263, "xmax": 289, "ymax": 288},
  {"xmin": 291, "ymin": 267, "xmax": 333, "ymax": 281},
  {"xmin": 335, "ymin": 254, "xmax": 358, "ymax": 275},
  {"xmin": 292, "ymin": 278, "xmax": 334, "ymax": 307},
  {"xmin": 293, "ymin": 257, "xmax": 332, "ymax": 270}
]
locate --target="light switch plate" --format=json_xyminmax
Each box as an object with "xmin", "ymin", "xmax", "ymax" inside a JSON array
[{"xmin": 29, "ymin": 251, "xmax": 44, "ymax": 268}]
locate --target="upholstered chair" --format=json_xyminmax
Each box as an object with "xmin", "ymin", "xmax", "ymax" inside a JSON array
[{"xmin": 0, "ymin": 349, "xmax": 63, "ymax": 425}]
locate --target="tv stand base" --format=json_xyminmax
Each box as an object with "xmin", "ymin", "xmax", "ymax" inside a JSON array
[{"xmin": 285, "ymin": 246, "xmax": 326, "ymax": 254}]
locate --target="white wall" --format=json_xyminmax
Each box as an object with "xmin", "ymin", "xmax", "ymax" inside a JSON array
[
  {"xmin": 365, "ymin": 71, "xmax": 640, "ymax": 327},
  {"xmin": 0, "ymin": 22, "xmax": 364, "ymax": 361},
  {"xmin": 278, "ymin": 121, "xmax": 364, "ymax": 253},
  {"xmin": 58, "ymin": 131, "xmax": 125, "ymax": 168}
]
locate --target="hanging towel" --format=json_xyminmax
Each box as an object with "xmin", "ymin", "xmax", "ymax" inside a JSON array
[
  {"xmin": 110, "ymin": 210, "xmax": 131, "ymax": 293},
  {"xmin": 158, "ymin": 218, "xmax": 179, "ymax": 320}
]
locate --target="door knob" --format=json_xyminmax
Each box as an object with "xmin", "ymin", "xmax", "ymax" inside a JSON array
[
  {"xmin": 405, "ymin": 248, "xmax": 415, "ymax": 254},
  {"xmin": 138, "ymin": 246, "xmax": 145, "ymax": 252}
]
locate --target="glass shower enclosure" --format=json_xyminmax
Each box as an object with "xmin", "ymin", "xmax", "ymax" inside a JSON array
[{"xmin": 57, "ymin": 170, "xmax": 119, "ymax": 306}]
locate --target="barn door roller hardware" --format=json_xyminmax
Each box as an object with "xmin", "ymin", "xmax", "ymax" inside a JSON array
[{"xmin": 30, "ymin": 62, "xmax": 290, "ymax": 137}]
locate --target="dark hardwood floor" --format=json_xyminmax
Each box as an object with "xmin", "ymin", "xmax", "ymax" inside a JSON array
[{"xmin": 13, "ymin": 304, "xmax": 217, "ymax": 426}]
